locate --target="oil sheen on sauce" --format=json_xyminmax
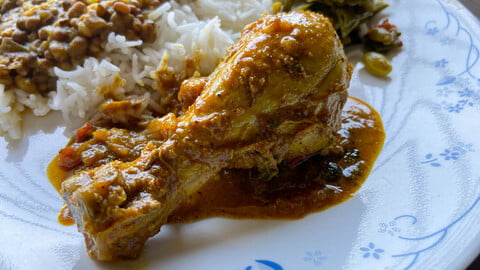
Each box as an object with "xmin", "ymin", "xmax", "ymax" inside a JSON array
[{"xmin": 48, "ymin": 96, "xmax": 385, "ymax": 225}]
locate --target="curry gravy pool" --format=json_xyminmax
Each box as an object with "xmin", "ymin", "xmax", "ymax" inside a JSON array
[{"xmin": 48, "ymin": 96, "xmax": 385, "ymax": 224}]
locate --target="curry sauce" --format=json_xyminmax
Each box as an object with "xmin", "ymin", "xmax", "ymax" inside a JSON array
[{"xmin": 48, "ymin": 96, "xmax": 384, "ymax": 224}]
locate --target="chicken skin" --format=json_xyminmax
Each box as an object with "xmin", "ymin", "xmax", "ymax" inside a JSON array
[{"xmin": 61, "ymin": 11, "xmax": 352, "ymax": 260}]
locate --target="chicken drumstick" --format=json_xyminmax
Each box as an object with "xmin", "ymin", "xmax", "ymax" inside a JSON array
[{"xmin": 61, "ymin": 11, "xmax": 352, "ymax": 260}]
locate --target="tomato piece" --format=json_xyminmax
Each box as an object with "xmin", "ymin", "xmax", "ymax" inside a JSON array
[
  {"xmin": 76, "ymin": 123, "xmax": 96, "ymax": 143},
  {"xmin": 58, "ymin": 147, "xmax": 82, "ymax": 169}
]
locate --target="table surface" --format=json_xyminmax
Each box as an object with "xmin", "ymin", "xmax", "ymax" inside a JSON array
[
  {"xmin": 457, "ymin": 2, "xmax": 479, "ymax": 269},
  {"xmin": 460, "ymin": 0, "xmax": 480, "ymax": 18}
]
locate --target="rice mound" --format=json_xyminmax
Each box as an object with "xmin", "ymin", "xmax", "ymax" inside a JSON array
[{"xmin": 0, "ymin": 0, "xmax": 272, "ymax": 140}]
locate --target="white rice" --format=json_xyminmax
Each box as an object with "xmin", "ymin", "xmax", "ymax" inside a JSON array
[{"xmin": 0, "ymin": 0, "xmax": 272, "ymax": 139}]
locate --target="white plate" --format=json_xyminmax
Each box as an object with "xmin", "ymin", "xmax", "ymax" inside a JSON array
[{"xmin": 2, "ymin": 0, "xmax": 480, "ymax": 269}]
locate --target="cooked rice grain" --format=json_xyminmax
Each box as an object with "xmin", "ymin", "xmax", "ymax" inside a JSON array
[{"xmin": 0, "ymin": 0, "xmax": 272, "ymax": 140}]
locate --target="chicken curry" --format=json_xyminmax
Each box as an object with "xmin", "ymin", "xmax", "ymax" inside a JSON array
[
  {"xmin": 49, "ymin": 97, "xmax": 384, "ymax": 224},
  {"xmin": 47, "ymin": 11, "xmax": 385, "ymax": 261}
]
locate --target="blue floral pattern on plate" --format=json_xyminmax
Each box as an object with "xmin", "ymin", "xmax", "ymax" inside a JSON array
[
  {"xmin": 304, "ymin": 250, "xmax": 327, "ymax": 267},
  {"xmin": 245, "ymin": 260, "xmax": 284, "ymax": 270},
  {"xmin": 428, "ymin": 0, "xmax": 480, "ymax": 115},
  {"xmin": 245, "ymin": 0, "xmax": 480, "ymax": 269},
  {"xmin": 360, "ymin": 243, "xmax": 385, "ymax": 259},
  {"xmin": 421, "ymin": 142, "xmax": 474, "ymax": 166}
]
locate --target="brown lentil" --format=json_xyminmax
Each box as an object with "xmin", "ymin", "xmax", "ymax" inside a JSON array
[
  {"xmin": 113, "ymin": 2, "xmax": 131, "ymax": 16},
  {"xmin": 1, "ymin": 0, "xmax": 17, "ymax": 13},
  {"xmin": 0, "ymin": 0, "xmax": 165, "ymax": 96},
  {"xmin": 67, "ymin": 2, "xmax": 86, "ymax": 18},
  {"xmin": 49, "ymin": 40, "xmax": 69, "ymax": 61},
  {"xmin": 68, "ymin": 36, "xmax": 88, "ymax": 57},
  {"xmin": 12, "ymin": 29, "xmax": 28, "ymax": 43}
]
